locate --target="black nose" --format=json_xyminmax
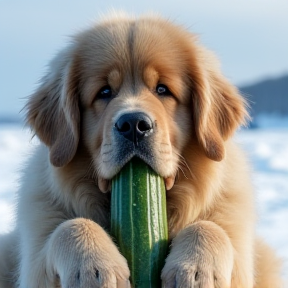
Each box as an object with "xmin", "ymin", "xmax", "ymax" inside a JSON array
[{"xmin": 115, "ymin": 112, "xmax": 154, "ymax": 146}]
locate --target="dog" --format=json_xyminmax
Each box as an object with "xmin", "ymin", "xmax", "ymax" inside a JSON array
[{"xmin": 0, "ymin": 13, "xmax": 283, "ymax": 288}]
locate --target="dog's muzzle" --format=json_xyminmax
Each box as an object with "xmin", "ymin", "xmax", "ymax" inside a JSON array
[{"xmin": 97, "ymin": 111, "xmax": 175, "ymax": 193}]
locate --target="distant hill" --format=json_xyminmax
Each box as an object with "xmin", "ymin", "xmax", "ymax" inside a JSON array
[
  {"xmin": 239, "ymin": 74, "xmax": 288, "ymax": 117},
  {"xmin": 0, "ymin": 116, "xmax": 22, "ymax": 124}
]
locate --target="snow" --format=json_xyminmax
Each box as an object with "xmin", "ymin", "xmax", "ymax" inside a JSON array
[
  {"xmin": 235, "ymin": 128, "xmax": 288, "ymax": 278},
  {"xmin": 0, "ymin": 124, "xmax": 39, "ymax": 233},
  {"xmin": 0, "ymin": 123, "xmax": 287, "ymax": 280}
]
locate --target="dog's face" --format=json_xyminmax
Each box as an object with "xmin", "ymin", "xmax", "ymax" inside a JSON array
[
  {"xmin": 26, "ymin": 15, "xmax": 247, "ymax": 192},
  {"xmin": 82, "ymin": 66, "xmax": 190, "ymax": 191}
]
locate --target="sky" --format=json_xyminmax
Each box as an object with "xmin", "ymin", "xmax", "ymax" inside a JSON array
[{"xmin": 0, "ymin": 0, "xmax": 288, "ymax": 117}]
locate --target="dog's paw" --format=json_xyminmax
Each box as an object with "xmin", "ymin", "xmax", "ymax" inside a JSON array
[
  {"xmin": 162, "ymin": 259, "xmax": 231, "ymax": 288},
  {"xmin": 162, "ymin": 262, "xmax": 214, "ymax": 288},
  {"xmin": 161, "ymin": 221, "xmax": 234, "ymax": 288},
  {"xmin": 59, "ymin": 262, "xmax": 130, "ymax": 288},
  {"xmin": 47, "ymin": 218, "xmax": 130, "ymax": 288}
]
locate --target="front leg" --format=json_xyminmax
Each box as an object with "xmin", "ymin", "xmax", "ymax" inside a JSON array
[
  {"xmin": 18, "ymin": 218, "xmax": 130, "ymax": 288},
  {"xmin": 46, "ymin": 218, "xmax": 130, "ymax": 288},
  {"xmin": 161, "ymin": 221, "xmax": 234, "ymax": 288}
]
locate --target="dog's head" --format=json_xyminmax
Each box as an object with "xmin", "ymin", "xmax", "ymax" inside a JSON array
[{"xmin": 26, "ymin": 14, "xmax": 248, "ymax": 192}]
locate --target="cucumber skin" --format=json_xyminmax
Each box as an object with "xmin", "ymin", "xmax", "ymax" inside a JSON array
[{"xmin": 111, "ymin": 158, "xmax": 168, "ymax": 288}]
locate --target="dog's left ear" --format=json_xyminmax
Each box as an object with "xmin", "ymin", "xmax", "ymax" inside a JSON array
[
  {"xmin": 25, "ymin": 48, "xmax": 80, "ymax": 167},
  {"xmin": 191, "ymin": 51, "xmax": 249, "ymax": 161}
]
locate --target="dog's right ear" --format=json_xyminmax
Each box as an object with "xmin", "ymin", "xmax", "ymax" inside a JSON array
[{"xmin": 25, "ymin": 48, "xmax": 80, "ymax": 167}]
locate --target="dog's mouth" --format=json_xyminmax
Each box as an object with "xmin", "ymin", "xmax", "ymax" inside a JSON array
[
  {"xmin": 98, "ymin": 137, "xmax": 177, "ymax": 193},
  {"xmin": 97, "ymin": 170, "xmax": 176, "ymax": 193}
]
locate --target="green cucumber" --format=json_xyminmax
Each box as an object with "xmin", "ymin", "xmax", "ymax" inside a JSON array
[{"xmin": 111, "ymin": 157, "xmax": 168, "ymax": 288}]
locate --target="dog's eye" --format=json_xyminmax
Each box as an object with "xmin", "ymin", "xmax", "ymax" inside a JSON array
[
  {"xmin": 97, "ymin": 85, "xmax": 113, "ymax": 99},
  {"xmin": 156, "ymin": 84, "xmax": 172, "ymax": 96}
]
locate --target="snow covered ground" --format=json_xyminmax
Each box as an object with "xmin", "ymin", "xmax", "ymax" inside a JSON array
[
  {"xmin": 1, "ymin": 123, "xmax": 288, "ymax": 280},
  {"xmin": 235, "ymin": 128, "xmax": 288, "ymax": 280}
]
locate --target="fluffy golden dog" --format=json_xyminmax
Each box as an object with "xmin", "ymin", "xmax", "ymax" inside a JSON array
[{"xmin": 0, "ymin": 13, "xmax": 283, "ymax": 288}]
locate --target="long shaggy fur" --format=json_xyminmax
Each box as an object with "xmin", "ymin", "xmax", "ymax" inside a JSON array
[{"xmin": 0, "ymin": 13, "xmax": 283, "ymax": 288}]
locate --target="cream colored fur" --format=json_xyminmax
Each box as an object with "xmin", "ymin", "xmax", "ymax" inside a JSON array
[{"xmin": 0, "ymin": 13, "xmax": 283, "ymax": 288}]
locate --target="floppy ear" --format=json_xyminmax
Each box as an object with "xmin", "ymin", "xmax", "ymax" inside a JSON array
[
  {"xmin": 25, "ymin": 49, "xmax": 80, "ymax": 167},
  {"xmin": 191, "ymin": 51, "xmax": 249, "ymax": 161}
]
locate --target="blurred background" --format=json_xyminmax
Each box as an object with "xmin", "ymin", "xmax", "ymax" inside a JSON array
[{"xmin": 1, "ymin": 0, "xmax": 287, "ymax": 280}]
